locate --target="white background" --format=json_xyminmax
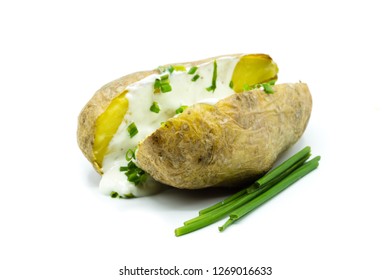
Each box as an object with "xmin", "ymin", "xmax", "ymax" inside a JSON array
[{"xmin": 1, "ymin": 0, "xmax": 389, "ymax": 279}]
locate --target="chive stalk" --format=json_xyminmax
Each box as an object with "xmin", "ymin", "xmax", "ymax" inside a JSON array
[
  {"xmin": 175, "ymin": 105, "xmax": 188, "ymax": 114},
  {"xmin": 174, "ymin": 146, "xmax": 320, "ymax": 236},
  {"xmin": 219, "ymin": 156, "xmax": 320, "ymax": 232},
  {"xmin": 198, "ymin": 147, "xmax": 311, "ymax": 216}
]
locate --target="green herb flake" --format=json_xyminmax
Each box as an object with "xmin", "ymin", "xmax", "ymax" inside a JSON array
[
  {"xmin": 168, "ymin": 65, "xmax": 175, "ymax": 74},
  {"xmin": 160, "ymin": 83, "xmax": 172, "ymax": 93},
  {"xmin": 188, "ymin": 66, "xmax": 198, "ymax": 75},
  {"xmin": 122, "ymin": 193, "xmax": 134, "ymax": 199},
  {"xmin": 262, "ymin": 83, "xmax": 274, "ymax": 94},
  {"xmin": 175, "ymin": 105, "xmax": 188, "ymax": 114},
  {"xmin": 125, "ymin": 148, "xmax": 135, "ymax": 161},
  {"xmin": 150, "ymin": 101, "xmax": 160, "ymax": 113},
  {"xmin": 127, "ymin": 122, "xmax": 138, "ymax": 138},
  {"xmin": 120, "ymin": 160, "xmax": 147, "ymax": 185},
  {"xmin": 206, "ymin": 60, "xmax": 217, "ymax": 92},
  {"xmin": 229, "ymin": 80, "xmax": 234, "ymax": 89},
  {"xmin": 154, "ymin": 74, "xmax": 172, "ymax": 93},
  {"xmin": 243, "ymin": 84, "xmax": 250, "ymax": 91},
  {"xmin": 192, "ymin": 74, "xmax": 200, "ymax": 82},
  {"xmin": 153, "ymin": 79, "xmax": 161, "ymax": 93},
  {"xmin": 110, "ymin": 191, "xmax": 119, "ymax": 198},
  {"xmin": 119, "ymin": 166, "xmax": 129, "ymax": 172},
  {"xmin": 160, "ymin": 73, "xmax": 170, "ymax": 81},
  {"xmin": 174, "ymin": 65, "xmax": 186, "ymax": 71}
]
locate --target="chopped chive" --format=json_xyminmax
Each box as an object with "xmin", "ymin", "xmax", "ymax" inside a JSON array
[
  {"xmin": 119, "ymin": 166, "xmax": 129, "ymax": 172},
  {"xmin": 125, "ymin": 148, "xmax": 135, "ymax": 161},
  {"xmin": 188, "ymin": 66, "xmax": 198, "ymax": 75},
  {"xmin": 219, "ymin": 156, "xmax": 321, "ymax": 232},
  {"xmin": 154, "ymin": 73, "xmax": 172, "ymax": 93},
  {"xmin": 122, "ymin": 193, "xmax": 135, "ymax": 199},
  {"xmin": 150, "ymin": 101, "xmax": 160, "ymax": 113},
  {"xmin": 127, "ymin": 122, "xmax": 138, "ymax": 138},
  {"xmin": 192, "ymin": 74, "xmax": 200, "ymax": 82},
  {"xmin": 168, "ymin": 65, "xmax": 174, "ymax": 74},
  {"xmin": 173, "ymin": 65, "xmax": 186, "ymax": 71},
  {"xmin": 154, "ymin": 79, "xmax": 161, "ymax": 89},
  {"xmin": 160, "ymin": 83, "xmax": 172, "ymax": 93},
  {"xmin": 153, "ymin": 79, "xmax": 161, "ymax": 93},
  {"xmin": 160, "ymin": 73, "xmax": 170, "ymax": 81},
  {"xmin": 229, "ymin": 80, "xmax": 234, "ymax": 89},
  {"xmin": 175, "ymin": 105, "xmax": 188, "ymax": 114},
  {"xmin": 206, "ymin": 60, "xmax": 217, "ymax": 92},
  {"xmin": 168, "ymin": 65, "xmax": 187, "ymax": 73},
  {"xmin": 110, "ymin": 191, "xmax": 119, "ymax": 198},
  {"xmin": 262, "ymin": 83, "xmax": 274, "ymax": 94}
]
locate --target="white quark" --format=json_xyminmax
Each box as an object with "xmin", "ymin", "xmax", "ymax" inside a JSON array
[{"xmin": 99, "ymin": 56, "xmax": 239, "ymax": 197}]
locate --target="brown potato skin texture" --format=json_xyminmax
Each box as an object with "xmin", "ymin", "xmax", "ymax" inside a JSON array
[
  {"xmin": 77, "ymin": 54, "xmax": 242, "ymax": 173},
  {"xmin": 136, "ymin": 83, "xmax": 312, "ymax": 189}
]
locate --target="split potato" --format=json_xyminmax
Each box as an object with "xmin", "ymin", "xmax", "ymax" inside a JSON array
[{"xmin": 77, "ymin": 53, "xmax": 311, "ymax": 197}]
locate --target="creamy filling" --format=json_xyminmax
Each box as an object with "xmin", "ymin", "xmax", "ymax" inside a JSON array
[{"xmin": 99, "ymin": 56, "xmax": 239, "ymax": 197}]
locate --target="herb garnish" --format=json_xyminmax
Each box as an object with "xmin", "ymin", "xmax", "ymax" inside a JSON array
[
  {"xmin": 192, "ymin": 74, "xmax": 200, "ymax": 82},
  {"xmin": 120, "ymin": 147, "xmax": 147, "ymax": 185},
  {"xmin": 175, "ymin": 105, "xmax": 188, "ymax": 114},
  {"xmin": 242, "ymin": 80, "xmax": 276, "ymax": 94},
  {"xmin": 150, "ymin": 101, "xmax": 160, "ymax": 113},
  {"xmin": 127, "ymin": 122, "xmax": 138, "ymax": 138},
  {"xmin": 168, "ymin": 65, "xmax": 186, "ymax": 73},
  {"xmin": 110, "ymin": 191, "xmax": 135, "ymax": 199},
  {"xmin": 188, "ymin": 66, "xmax": 198, "ymax": 75},
  {"xmin": 154, "ymin": 73, "xmax": 172, "ymax": 93},
  {"xmin": 206, "ymin": 60, "xmax": 217, "ymax": 92}
]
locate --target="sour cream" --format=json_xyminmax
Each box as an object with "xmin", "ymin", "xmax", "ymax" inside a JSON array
[{"xmin": 99, "ymin": 56, "xmax": 239, "ymax": 197}]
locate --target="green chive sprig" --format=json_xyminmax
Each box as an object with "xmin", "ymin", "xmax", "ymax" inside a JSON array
[
  {"xmin": 243, "ymin": 80, "xmax": 277, "ymax": 94},
  {"xmin": 175, "ymin": 146, "xmax": 320, "ymax": 236}
]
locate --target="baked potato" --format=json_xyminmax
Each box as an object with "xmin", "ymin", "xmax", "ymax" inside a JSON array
[{"xmin": 77, "ymin": 53, "xmax": 311, "ymax": 197}]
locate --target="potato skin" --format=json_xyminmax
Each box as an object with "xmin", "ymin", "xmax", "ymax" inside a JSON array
[
  {"xmin": 136, "ymin": 83, "xmax": 312, "ymax": 189},
  {"xmin": 77, "ymin": 70, "xmax": 156, "ymax": 173},
  {"xmin": 77, "ymin": 54, "xmax": 243, "ymax": 173}
]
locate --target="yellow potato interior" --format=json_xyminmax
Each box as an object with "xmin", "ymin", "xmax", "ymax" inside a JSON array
[
  {"xmin": 231, "ymin": 54, "xmax": 278, "ymax": 92},
  {"xmin": 93, "ymin": 90, "xmax": 129, "ymax": 167}
]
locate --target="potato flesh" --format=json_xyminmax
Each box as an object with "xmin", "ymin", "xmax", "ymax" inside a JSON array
[
  {"xmin": 93, "ymin": 90, "xmax": 129, "ymax": 167},
  {"xmin": 231, "ymin": 54, "xmax": 278, "ymax": 92}
]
